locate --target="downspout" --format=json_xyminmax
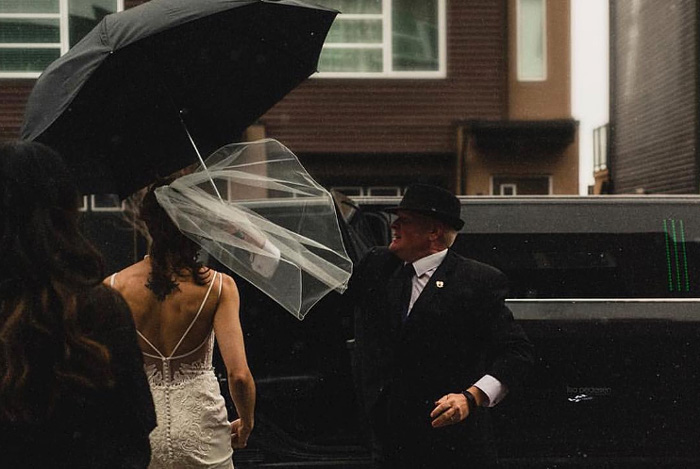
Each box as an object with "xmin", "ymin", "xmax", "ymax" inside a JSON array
[{"xmin": 455, "ymin": 124, "xmax": 470, "ymax": 195}]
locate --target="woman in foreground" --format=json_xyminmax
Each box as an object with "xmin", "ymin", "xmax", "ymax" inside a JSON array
[
  {"xmin": 107, "ymin": 180, "xmax": 255, "ymax": 469},
  {"xmin": 0, "ymin": 141, "xmax": 156, "ymax": 468}
]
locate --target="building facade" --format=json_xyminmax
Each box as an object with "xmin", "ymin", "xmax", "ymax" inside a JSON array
[
  {"xmin": 1, "ymin": 0, "xmax": 578, "ymax": 196},
  {"xmin": 605, "ymin": 0, "xmax": 699, "ymax": 194}
]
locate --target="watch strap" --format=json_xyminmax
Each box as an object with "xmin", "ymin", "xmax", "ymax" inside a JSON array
[{"xmin": 462, "ymin": 389, "xmax": 477, "ymax": 413}]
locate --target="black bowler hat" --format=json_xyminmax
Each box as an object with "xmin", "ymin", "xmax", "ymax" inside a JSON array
[{"xmin": 386, "ymin": 184, "xmax": 464, "ymax": 230}]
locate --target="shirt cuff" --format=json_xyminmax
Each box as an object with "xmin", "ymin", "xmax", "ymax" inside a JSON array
[
  {"xmin": 250, "ymin": 239, "xmax": 281, "ymax": 279},
  {"xmin": 473, "ymin": 374, "xmax": 508, "ymax": 408}
]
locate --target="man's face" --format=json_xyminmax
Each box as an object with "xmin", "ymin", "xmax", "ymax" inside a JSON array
[{"xmin": 389, "ymin": 210, "xmax": 435, "ymax": 262}]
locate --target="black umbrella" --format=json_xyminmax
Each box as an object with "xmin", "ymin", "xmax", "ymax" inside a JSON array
[{"xmin": 21, "ymin": 0, "xmax": 337, "ymax": 198}]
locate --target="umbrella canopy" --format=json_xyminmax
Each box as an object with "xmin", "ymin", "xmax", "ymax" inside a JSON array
[
  {"xmin": 155, "ymin": 139, "xmax": 353, "ymax": 319},
  {"xmin": 21, "ymin": 0, "xmax": 337, "ymax": 198}
]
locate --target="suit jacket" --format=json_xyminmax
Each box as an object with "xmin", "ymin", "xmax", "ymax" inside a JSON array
[{"xmin": 350, "ymin": 247, "xmax": 533, "ymax": 465}]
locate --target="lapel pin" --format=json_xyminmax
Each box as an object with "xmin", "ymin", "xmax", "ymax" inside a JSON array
[{"xmin": 436, "ymin": 280, "xmax": 444, "ymax": 288}]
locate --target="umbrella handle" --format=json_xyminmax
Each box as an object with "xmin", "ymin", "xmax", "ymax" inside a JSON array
[
  {"xmin": 179, "ymin": 113, "xmax": 224, "ymax": 203},
  {"xmin": 178, "ymin": 115, "xmax": 269, "ymax": 252}
]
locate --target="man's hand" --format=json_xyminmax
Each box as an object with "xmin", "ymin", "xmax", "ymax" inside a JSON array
[{"xmin": 430, "ymin": 393, "xmax": 469, "ymax": 428}]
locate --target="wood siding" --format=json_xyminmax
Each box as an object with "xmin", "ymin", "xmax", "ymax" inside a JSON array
[
  {"xmin": 610, "ymin": 0, "xmax": 698, "ymax": 194},
  {"xmin": 0, "ymin": 81, "xmax": 33, "ymax": 141},
  {"xmin": 1, "ymin": 0, "xmax": 508, "ymax": 155},
  {"xmin": 261, "ymin": 0, "xmax": 508, "ymax": 155}
]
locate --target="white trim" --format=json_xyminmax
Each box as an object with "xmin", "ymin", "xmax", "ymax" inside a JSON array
[
  {"xmin": 90, "ymin": 194, "xmax": 125, "ymax": 212},
  {"xmin": 59, "ymin": 0, "xmax": 69, "ymax": 53},
  {"xmin": 437, "ymin": 0, "xmax": 447, "ymax": 76},
  {"xmin": 337, "ymin": 13, "xmax": 384, "ymax": 20},
  {"xmin": 382, "ymin": 0, "xmax": 392, "ymax": 74},
  {"xmin": 0, "ymin": 71, "xmax": 41, "ymax": 78},
  {"xmin": 78, "ymin": 195, "xmax": 88, "ymax": 212},
  {"xmin": 0, "ymin": 13, "xmax": 61, "ymax": 19},
  {"xmin": 516, "ymin": 0, "xmax": 548, "ymax": 82},
  {"xmin": 324, "ymin": 43, "xmax": 383, "ymax": 49},
  {"xmin": 0, "ymin": 43, "xmax": 61, "ymax": 48}
]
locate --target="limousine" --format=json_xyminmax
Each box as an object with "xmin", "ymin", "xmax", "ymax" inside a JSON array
[{"xmin": 82, "ymin": 194, "xmax": 700, "ymax": 468}]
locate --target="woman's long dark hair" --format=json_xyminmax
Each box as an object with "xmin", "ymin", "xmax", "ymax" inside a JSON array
[
  {"xmin": 140, "ymin": 179, "xmax": 207, "ymax": 300},
  {"xmin": 0, "ymin": 141, "xmax": 111, "ymax": 423}
]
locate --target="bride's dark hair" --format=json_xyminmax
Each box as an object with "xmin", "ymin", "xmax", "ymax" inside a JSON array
[
  {"xmin": 0, "ymin": 141, "xmax": 111, "ymax": 422},
  {"xmin": 140, "ymin": 179, "xmax": 208, "ymax": 300}
]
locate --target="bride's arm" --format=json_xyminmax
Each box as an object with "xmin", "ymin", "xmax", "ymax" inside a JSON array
[{"xmin": 213, "ymin": 274, "xmax": 256, "ymax": 448}]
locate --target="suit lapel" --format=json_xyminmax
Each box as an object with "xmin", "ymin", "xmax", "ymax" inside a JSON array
[{"xmin": 387, "ymin": 264, "xmax": 406, "ymax": 334}]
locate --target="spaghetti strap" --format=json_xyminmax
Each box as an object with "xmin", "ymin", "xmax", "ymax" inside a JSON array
[
  {"xmin": 168, "ymin": 271, "xmax": 219, "ymax": 358},
  {"xmin": 109, "ymin": 273, "xmax": 117, "ymax": 288},
  {"xmin": 137, "ymin": 330, "xmax": 166, "ymax": 359}
]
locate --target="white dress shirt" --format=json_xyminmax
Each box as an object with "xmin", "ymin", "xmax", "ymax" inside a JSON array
[{"xmin": 404, "ymin": 249, "xmax": 507, "ymax": 407}]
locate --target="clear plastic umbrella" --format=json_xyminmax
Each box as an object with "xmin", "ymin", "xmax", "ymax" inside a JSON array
[{"xmin": 154, "ymin": 139, "xmax": 352, "ymax": 319}]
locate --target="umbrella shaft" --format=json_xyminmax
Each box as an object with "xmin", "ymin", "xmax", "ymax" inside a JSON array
[{"xmin": 179, "ymin": 114, "xmax": 223, "ymax": 203}]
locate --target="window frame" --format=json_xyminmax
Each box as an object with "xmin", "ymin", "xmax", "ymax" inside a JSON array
[
  {"xmin": 516, "ymin": 0, "xmax": 547, "ymax": 82},
  {"xmin": 315, "ymin": 0, "xmax": 447, "ymax": 79},
  {"xmin": 0, "ymin": 0, "xmax": 123, "ymax": 78},
  {"xmin": 593, "ymin": 124, "xmax": 609, "ymax": 172},
  {"xmin": 78, "ymin": 195, "xmax": 88, "ymax": 212},
  {"xmin": 499, "ymin": 183, "xmax": 517, "ymax": 196},
  {"xmin": 90, "ymin": 194, "xmax": 125, "ymax": 212},
  {"xmin": 367, "ymin": 186, "xmax": 402, "ymax": 196}
]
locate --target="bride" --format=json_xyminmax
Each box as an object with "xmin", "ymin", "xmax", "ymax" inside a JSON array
[{"xmin": 107, "ymin": 180, "xmax": 255, "ymax": 468}]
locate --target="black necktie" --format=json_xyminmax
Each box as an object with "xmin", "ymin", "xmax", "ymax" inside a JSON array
[{"xmin": 399, "ymin": 263, "xmax": 416, "ymax": 322}]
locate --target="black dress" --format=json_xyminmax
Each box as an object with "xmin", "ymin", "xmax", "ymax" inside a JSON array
[{"xmin": 0, "ymin": 285, "xmax": 157, "ymax": 468}]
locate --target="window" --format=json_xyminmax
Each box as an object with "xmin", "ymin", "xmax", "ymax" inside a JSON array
[
  {"xmin": 456, "ymin": 230, "xmax": 700, "ymax": 299},
  {"xmin": 367, "ymin": 186, "xmax": 401, "ymax": 196},
  {"xmin": 333, "ymin": 186, "xmax": 365, "ymax": 197},
  {"xmin": 593, "ymin": 124, "xmax": 609, "ymax": 172},
  {"xmin": 517, "ymin": 0, "xmax": 546, "ymax": 81},
  {"xmin": 316, "ymin": 0, "xmax": 446, "ymax": 78},
  {"xmin": 332, "ymin": 186, "xmax": 404, "ymax": 197},
  {"xmin": 447, "ymin": 199, "xmax": 700, "ymax": 299},
  {"xmin": 499, "ymin": 184, "xmax": 517, "ymax": 196},
  {"xmin": 0, "ymin": 0, "xmax": 122, "ymax": 78},
  {"xmin": 492, "ymin": 176, "xmax": 551, "ymax": 195},
  {"xmin": 91, "ymin": 194, "xmax": 124, "ymax": 212}
]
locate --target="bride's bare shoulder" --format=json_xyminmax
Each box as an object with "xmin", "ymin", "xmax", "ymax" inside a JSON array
[
  {"xmin": 213, "ymin": 271, "xmax": 239, "ymax": 298},
  {"xmin": 103, "ymin": 259, "xmax": 150, "ymax": 290}
]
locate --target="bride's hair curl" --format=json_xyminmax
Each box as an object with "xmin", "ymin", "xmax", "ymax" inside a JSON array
[{"xmin": 140, "ymin": 179, "xmax": 208, "ymax": 300}]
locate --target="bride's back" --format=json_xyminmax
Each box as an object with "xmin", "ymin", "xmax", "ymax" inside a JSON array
[{"xmin": 112, "ymin": 258, "xmax": 220, "ymax": 359}]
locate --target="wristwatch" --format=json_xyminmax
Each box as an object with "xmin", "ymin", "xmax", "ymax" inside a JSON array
[{"xmin": 462, "ymin": 389, "xmax": 478, "ymax": 413}]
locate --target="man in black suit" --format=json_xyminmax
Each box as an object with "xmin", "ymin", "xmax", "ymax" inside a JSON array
[{"xmin": 349, "ymin": 184, "xmax": 534, "ymax": 468}]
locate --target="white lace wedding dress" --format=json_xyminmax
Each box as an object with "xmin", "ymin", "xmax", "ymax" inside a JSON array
[{"xmin": 112, "ymin": 272, "xmax": 234, "ymax": 468}]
